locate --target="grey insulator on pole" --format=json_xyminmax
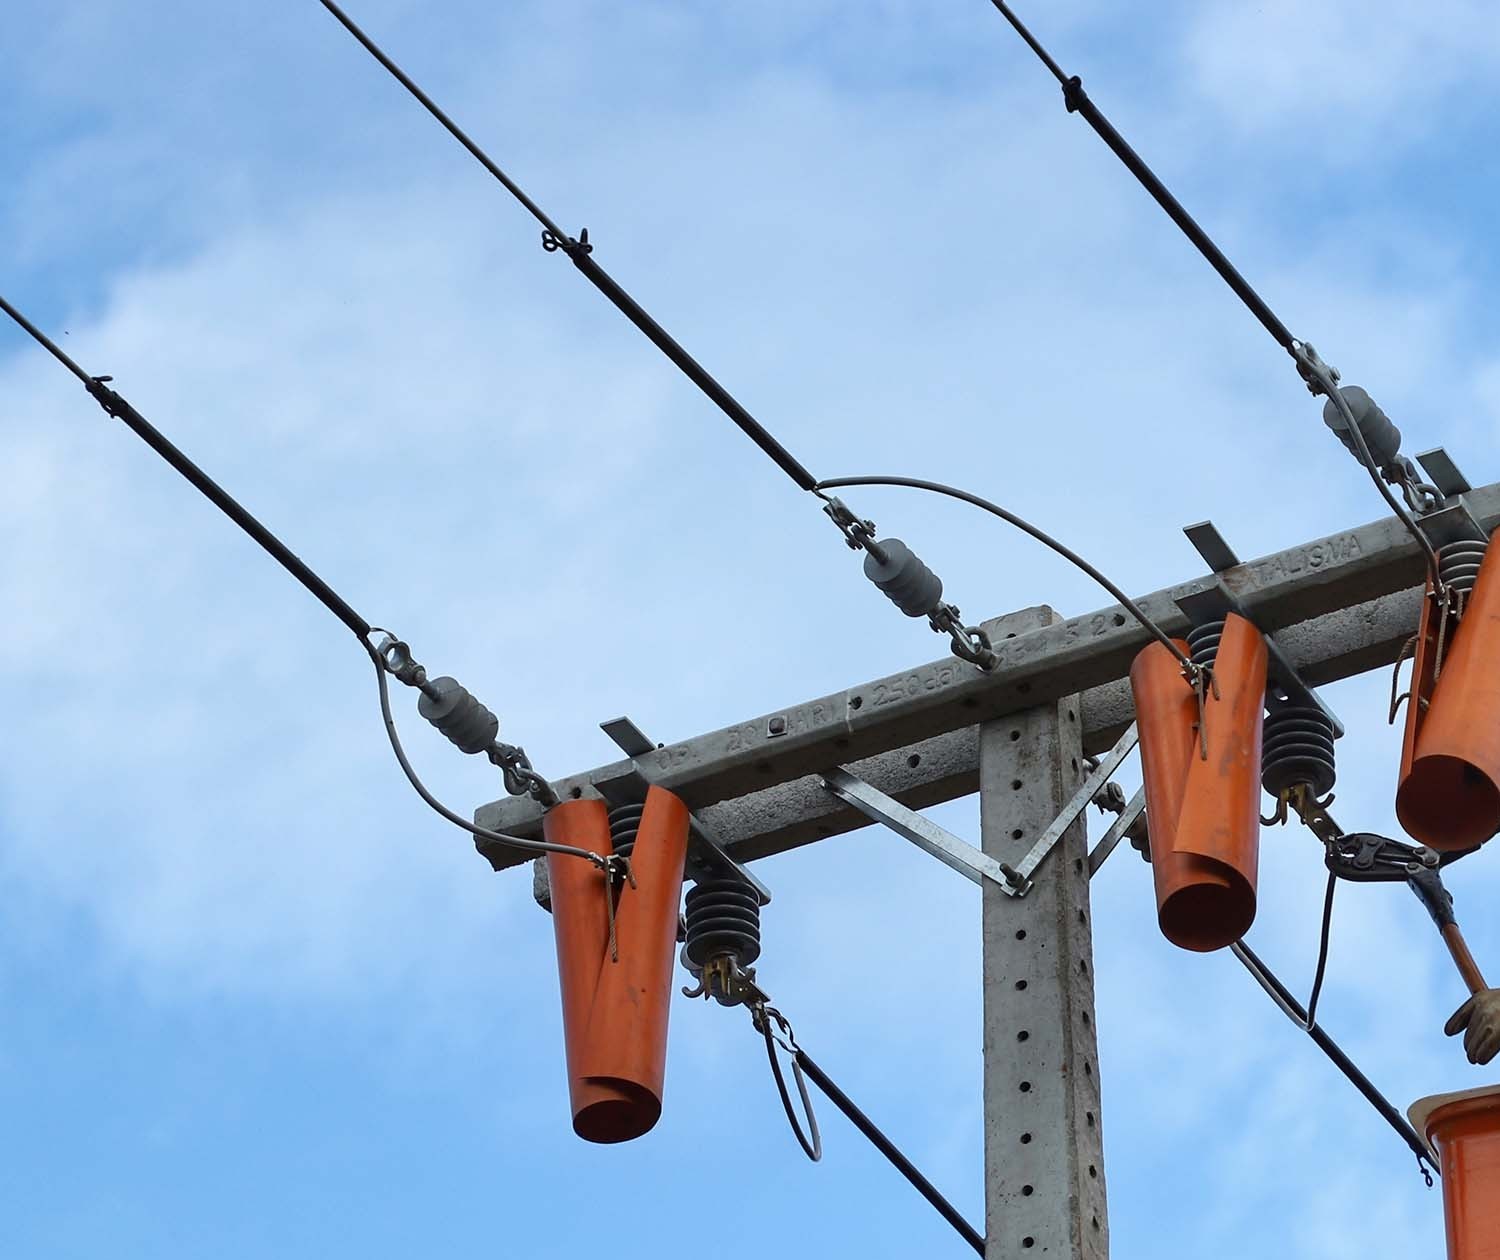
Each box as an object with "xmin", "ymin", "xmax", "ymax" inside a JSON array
[
  {"xmin": 863, "ymin": 538, "xmax": 944, "ymax": 618},
  {"xmin": 418, "ymin": 676, "xmax": 499, "ymax": 754},
  {"xmin": 1322, "ymin": 386, "xmax": 1402, "ymax": 471}
]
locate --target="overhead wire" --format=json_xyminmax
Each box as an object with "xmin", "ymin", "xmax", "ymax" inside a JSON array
[
  {"xmin": 755, "ymin": 1004, "xmax": 985, "ymax": 1255},
  {"xmin": 983, "ymin": 1, "xmax": 1445, "ymax": 590},
  {"xmin": 0, "ymin": 291, "xmax": 599, "ymax": 868},
  {"xmin": 314, "ymin": 0, "xmax": 819, "ymax": 494},
  {"xmin": 1232, "ymin": 940, "xmax": 1436, "ymax": 1181}
]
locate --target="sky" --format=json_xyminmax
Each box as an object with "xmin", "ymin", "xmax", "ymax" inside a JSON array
[{"xmin": 3, "ymin": 1, "xmax": 1500, "ymax": 1256}]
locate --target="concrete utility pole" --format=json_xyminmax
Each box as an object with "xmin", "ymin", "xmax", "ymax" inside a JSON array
[{"xmin": 478, "ymin": 476, "xmax": 1499, "ymax": 1257}]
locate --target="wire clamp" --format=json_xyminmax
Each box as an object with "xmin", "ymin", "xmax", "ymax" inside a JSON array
[
  {"xmin": 489, "ymin": 742, "xmax": 560, "ymax": 807},
  {"xmin": 821, "ymin": 494, "xmax": 879, "ymax": 553},
  {"xmin": 929, "ymin": 603, "xmax": 998, "ymax": 671},
  {"xmin": 374, "ymin": 633, "xmax": 430, "ymax": 689},
  {"xmin": 541, "ymin": 226, "xmax": 592, "ymax": 256},
  {"xmin": 1062, "ymin": 74, "xmax": 1086, "ymax": 113},
  {"xmin": 1292, "ymin": 341, "xmax": 1339, "ymax": 399}
]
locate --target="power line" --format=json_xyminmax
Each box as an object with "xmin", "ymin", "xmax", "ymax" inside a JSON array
[
  {"xmin": 316, "ymin": 0, "xmax": 1006, "ymax": 671},
  {"xmin": 0, "ymin": 292, "xmax": 372, "ymax": 640},
  {"xmin": 983, "ymin": 1, "xmax": 1445, "ymax": 590},
  {"xmin": 315, "ymin": 0, "xmax": 819, "ymax": 495},
  {"xmin": 0, "ymin": 291, "xmax": 604, "ymax": 867}
]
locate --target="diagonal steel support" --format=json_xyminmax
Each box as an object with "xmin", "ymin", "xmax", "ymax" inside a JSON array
[
  {"xmin": 820, "ymin": 722, "xmax": 1138, "ymax": 896},
  {"xmin": 821, "ymin": 766, "xmax": 1019, "ymax": 890}
]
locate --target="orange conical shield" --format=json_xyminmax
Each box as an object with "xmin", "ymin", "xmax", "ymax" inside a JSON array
[
  {"xmin": 1397, "ymin": 537, "xmax": 1500, "ymax": 852},
  {"xmin": 544, "ymin": 786, "xmax": 689, "ymax": 1143},
  {"xmin": 1129, "ymin": 614, "xmax": 1267, "ymax": 952},
  {"xmin": 1410, "ymin": 1085, "xmax": 1500, "ymax": 1259}
]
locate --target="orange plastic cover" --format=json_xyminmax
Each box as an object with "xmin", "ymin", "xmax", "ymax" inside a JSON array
[
  {"xmin": 1397, "ymin": 538, "xmax": 1500, "ymax": 851},
  {"xmin": 1415, "ymin": 1087, "xmax": 1500, "ymax": 1259},
  {"xmin": 1129, "ymin": 614, "xmax": 1267, "ymax": 952},
  {"xmin": 544, "ymin": 786, "xmax": 689, "ymax": 1143}
]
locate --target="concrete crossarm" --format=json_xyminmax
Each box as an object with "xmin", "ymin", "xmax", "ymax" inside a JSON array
[{"xmin": 476, "ymin": 484, "xmax": 1500, "ymax": 868}]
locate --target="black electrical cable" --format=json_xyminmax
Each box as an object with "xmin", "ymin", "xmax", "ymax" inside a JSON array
[
  {"xmin": 315, "ymin": 0, "xmax": 819, "ymax": 495},
  {"xmin": 757, "ymin": 1006, "xmax": 983, "ymax": 1255},
  {"xmin": 0, "ymin": 291, "xmax": 583, "ymax": 859},
  {"xmin": 1303, "ymin": 870, "xmax": 1338, "ymax": 1028},
  {"xmin": 1232, "ymin": 940, "xmax": 1436, "ymax": 1179},
  {"xmin": 795, "ymin": 1048, "xmax": 986, "ymax": 1255},
  {"xmin": 985, "ymin": 1, "xmax": 1294, "ymax": 352},
  {"xmin": 816, "ymin": 474, "xmax": 1196, "ymax": 674},
  {"xmin": 983, "ymin": 3, "xmax": 1446, "ymax": 591},
  {"xmin": 0, "ymin": 292, "xmax": 371, "ymax": 640}
]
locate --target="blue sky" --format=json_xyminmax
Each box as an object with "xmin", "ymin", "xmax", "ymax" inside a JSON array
[{"xmin": 4, "ymin": 1, "xmax": 1500, "ymax": 1256}]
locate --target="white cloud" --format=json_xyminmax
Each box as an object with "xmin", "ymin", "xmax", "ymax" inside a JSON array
[{"xmin": 1184, "ymin": 0, "xmax": 1500, "ymax": 136}]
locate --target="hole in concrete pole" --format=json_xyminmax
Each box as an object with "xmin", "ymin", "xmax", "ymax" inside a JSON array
[
  {"xmin": 1017, "ymin": 1030, "xmax": 1029, "ymax": 1042},
  {"xmin": 1015, "ymin": 929, "xmax": 1027, "ymax": 940},
  {"xmin": 1010, "ymin": 729, "xmax": 1022, "ymax": 741},
  {"xmin": 1011, "ymin": 827, "xmax": 1024, "ymax": 840},
  {"xmin": 907, "ymin": 754, "xmax": 921, "ymax": 768},
  {"xmin": 1092, "ymin": 1216, "xmax": 1101, "ymax": 1231},
  {"xmin": 1085, "ymin": 1061, "xmax": 1093, "ymax": 1077},
  {"xmin": 1022, "ymin": 1238, "xmax": 1035, "ymax": 1249},
  {"xmin": 1113, "ymin": 612, "xmax": 1127, "ymax": 626},
  {"xmin": 1020, "ymin": 1132, "xmax": 1033, "ymax": 1144},
  {"xmin": 1022, "ymin": 1185, "xmax": 1034, "ymax": 1197},
  {"xmin": 1089, "ymin": 1165, "xmax": 1098, "ymax": 1179},
  {"xmin": 1011, "ymin": 778, "xmax": 1023, "ymax": 790},
  {"xmin": 850, "ymin": 695, "xmax": 863, "ymax": 710},
  {"xmin": 1086, "ymin": 1111, "xmax": 1096, "ymax": 1128},
  {"xmin": 1019, "ymin": 1081, "xmax": 1032, "ymax": 1093},
  {"xmin": 569, "ymin": 786, "xmax": 583, "ymax": 800},
  {"xmin": 1015, "ymin": 980, "xmax": 1028, "ymax": 991}
]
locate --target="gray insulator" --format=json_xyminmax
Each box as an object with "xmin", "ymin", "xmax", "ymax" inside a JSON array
[
  {"xmin": 1321, "ymin": 385, "xmax": 1402, "ymax": 470},
  {"xmin": 862, "ymin": 538, "xmax": 943, "ymax": 618},
  {"xmin": 418, "ymin": 676, "xmax": 499, "ymax": 754}
]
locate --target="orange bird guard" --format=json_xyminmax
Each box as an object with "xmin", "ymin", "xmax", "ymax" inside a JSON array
[
  {"xmin": 1397, "ymin": 532, "xmax": 1500, "ymax": 852},
  {"xmin": 1130, "ymin": 613, "xmax": 1268, "ymax": 952},
  {"xmin": 1411, "ymin": 1085, "xmax": 1500, "ymax": 1259},
  {"xmin": 543, "ymin": 787, "xmax": 689, "ymax": 1143}
]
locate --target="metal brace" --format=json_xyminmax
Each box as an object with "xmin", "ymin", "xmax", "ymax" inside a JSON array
[{"xmin": 820, "ymin": 722, "xmax": 1139, "ymax": 896}]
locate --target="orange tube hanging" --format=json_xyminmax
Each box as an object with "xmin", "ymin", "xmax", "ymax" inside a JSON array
[
  {"xmin": 543, "ymin": 786, "xmax": 689, "ymax": 1143},
  {"xmin": 1410, "ymin": 1086, "xmax": 1500, "ymax": 1259},
  {"xmin": 1129, "ymin": 613, "xmax": 1267, "ymax": 952},
  {"xmin": 1397, "ymin": 535, "xmax": 1500, "ymax": 852}
]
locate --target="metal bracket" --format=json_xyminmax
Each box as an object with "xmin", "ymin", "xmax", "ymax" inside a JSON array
[
  {"xmin": 598, "ymin": 716, "xmax": 772, "ymax": 905},
  {"xmin": 821, "ymin": 721, "xmax": 1139, "ymax": 896},
  {"xmin": 1006, "ymin": 721, "xmax": 1139, "ymax": 894},
  {"xmin": 1179, "ymin": 519, "xmax": 1345, "ymax": 739},
  {"xmin": 1416, "ymin": 447, "xmax": 1472, "ymax": 499},
  {"xmin": 821, "ymin": 767, "xmax": 1021, "ymax": 891},
  {"xmin": 1087, "ymin": 787, "xmax": 1145, "ymax": 876}
]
